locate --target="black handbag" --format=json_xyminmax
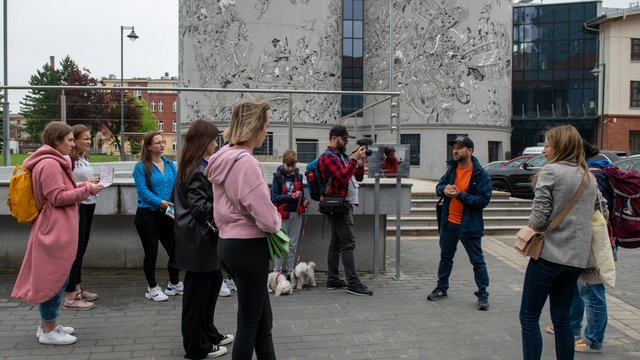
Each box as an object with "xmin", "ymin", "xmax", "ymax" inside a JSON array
[
  {"xmin": 436, "ymin": 197, "xmax": 444, "ymax": 234},
  {"xmin": 319, "ymin": 196, "xmax": 350, "ymax": 215}
]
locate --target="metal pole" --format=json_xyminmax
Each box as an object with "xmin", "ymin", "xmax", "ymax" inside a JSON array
[
  {"xmin": 3, "ymin": 0, "xmax": 10, "ymax": 166},
  {"xmin": 288, "ymin": 93, "xmax": 293, "ymax": 149},
  {"xmin": 600, "ymin": 64, "xmax": 606, "ymax": 149},
  {"xmin": 60, "ymin": 90, "xmax": 66, "ymax": 123},
  {"xmin": 120, "ymin": 26, "xmax": 125, "ymax": 161},
  {"xmin": 394, "ymin": 98, "xmax": 401, "ymax": 281},
  {"xmin": 373, "ymin": 177, "xmax": 380, "ymax": 280},
  {"xmin": 176, "ymin": 91, "xmax": 181, "ymax": 159}
]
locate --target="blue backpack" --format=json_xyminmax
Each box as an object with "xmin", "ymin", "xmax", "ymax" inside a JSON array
[{"xmin": 305, "ymin": 149, "xmax": 335, "ymax": 201}]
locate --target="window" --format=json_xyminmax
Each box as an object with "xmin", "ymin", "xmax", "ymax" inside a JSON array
[
  {"xmin": 217, "ymin": 133, "xmax": 225, "ymax": 149},
  {"xmin": 172, "ymin": 101, "xmax": 177, "ymax": 112},
  {"xmin": 341, "ymin": 0, "xmax": 364, "ymax": 117},
  {"xmin": 134, "ymin": 86, "xmax": 141, "ymax": 98},
  {"xmin": 151, "ymin": 100, "xmax": 156, "ymax": 112},
  {"xmin": 400, "ymin": 134, "xmax": 420, "ymax": 166},
  {"xmin": 632, "ymin": 39, "xmax": 640, "ymax": 61},
  {"xmin": 172, "ymin": 141, "xmax": 177, "ymax": 153},
  {"xmin": 296, "ymin": 139, "xmax": 318, "ymax": 163},
  {"xmin": 159, "ymin": 100, "xmax": 164, "ymax": 112},
  {"xmin": 630, "ymin": 130, "xmax": 640, "ymax": 154},
  {"xmin": 172, "ymin": 121, "xmax": 177, "ymax": 132},
  {"xmin": 253, "ymin": 132, "xmax": 273, "ymax": 156},
  {"xmin": 632, "ymin": 81, "xmax": 640, "ymax": 108},
  {"xmin": 488, "ymin": 141, "xmax": 501, "ymax": 162},
  {"xmin": 158, "ymin": 121, "xmax": 164, "ymax": 132}
]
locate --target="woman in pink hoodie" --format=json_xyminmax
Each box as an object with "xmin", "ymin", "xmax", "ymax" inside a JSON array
[
  {"xmin": 11, "ymin": 122, "xmax": 103, "ymax": 346},
  {"xmin": 205, "ymin": 99, "xmax": 281, "ymax": 360}
]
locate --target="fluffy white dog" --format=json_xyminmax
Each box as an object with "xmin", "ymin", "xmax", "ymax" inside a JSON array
[
  {"xmin": 291, "ymin": 261, "xmax": 316, "ymax": 290},
  {"xmin": 267, "ymin": 272, "xmax": 293, "ymax": 297}
]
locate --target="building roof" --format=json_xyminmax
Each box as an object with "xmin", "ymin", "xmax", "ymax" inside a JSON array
[{"xmin": 587, "ymin": 5, "xmax": 640, "ymax": 26}]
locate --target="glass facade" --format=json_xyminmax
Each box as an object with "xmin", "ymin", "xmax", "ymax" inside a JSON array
[
  {"xmin": 342, "ymin": 0, "xmax": 363, "ymax": 117},
  {"xmin": 512, "ymin": 2, "xmax": 599, "ymax": 155}
]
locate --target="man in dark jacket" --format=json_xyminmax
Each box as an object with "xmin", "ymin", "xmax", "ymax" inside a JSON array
[{"xmin": 427, "ymin": 135, "xmax": 492, "ymax": 310}]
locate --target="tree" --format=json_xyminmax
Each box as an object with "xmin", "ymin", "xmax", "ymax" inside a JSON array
[
  {"xmin": 62, "ymin": 66, "xmax": 110, "ymax": 134},
  {"xmin": 20, "ymin": 60, "xmax": 66, "ymax": 141},
  {"xmin": 129, "ymin": 98, "xmax": 158, "ymax": 154}
]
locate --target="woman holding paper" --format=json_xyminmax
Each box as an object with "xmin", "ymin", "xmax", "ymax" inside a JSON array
[
  {"xmin": 62, "ymin": 124, "xmax": 100, "ymax": 310},
  {"xmin": 205, "ymin": 99, "xmax": 281, "ymax": 360},
  {"xmin": 133, "ymin": 131, "xmax": 181, "ymax": 302}
]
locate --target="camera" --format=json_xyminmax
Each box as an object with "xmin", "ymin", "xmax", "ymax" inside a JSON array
[{"xmin": 356, "ymin": 138, "xmax": 373, "ymax": 156}]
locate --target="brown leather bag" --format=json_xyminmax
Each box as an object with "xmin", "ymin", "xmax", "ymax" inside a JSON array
[{"xmin": 515, "ymin": 172, "xmax": 590, "ymax": 259}]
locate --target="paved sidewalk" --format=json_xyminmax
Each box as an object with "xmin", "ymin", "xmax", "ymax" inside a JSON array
[{"xmin": 1, "ymin": 236, "xmax": 639, "ymax": 359}]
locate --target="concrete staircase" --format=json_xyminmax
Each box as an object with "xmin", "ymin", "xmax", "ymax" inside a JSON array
[{"xmin": 387, "ymin": 192, "xmax": 532, "ymax": 239}]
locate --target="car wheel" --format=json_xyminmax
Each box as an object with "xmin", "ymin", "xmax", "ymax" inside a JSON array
[{"xmin": 492, "ymin": 179, "xmax": 511, "ymax": 194}]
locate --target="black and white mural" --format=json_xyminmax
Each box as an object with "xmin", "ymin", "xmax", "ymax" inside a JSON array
[
  {"xmin": 180, "ymin": 0, "xmax": 342, "ymax": 124},
  {"xmin": 365, "ymin": 0, "xmax": 511, "ymax": 126}
]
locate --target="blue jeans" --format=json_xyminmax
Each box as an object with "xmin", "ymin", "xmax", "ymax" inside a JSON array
[
  {"xmin": 39, "ymin": 283, "xmax": 66, "ymax": 322},
  {"xmin": 570, "ymin": 282, "xmax": 607, "ymax": 349},
  {"xmin": 436, "ymin": 222, "xmax": 489, "ymax": 297},
  {"xmin": 520, "ymin": 258, "xmax": 582, "ymax": 360}
]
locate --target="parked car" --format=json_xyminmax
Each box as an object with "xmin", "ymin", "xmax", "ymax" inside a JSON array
[
  {"xmin": 486, "ymin": 154, "xmax": 547, "ymax": 198},
  {"xmin": 522, "ymin": 146, "xmax": 544, "ymax": 155},
  {"xmin": 591, "ymin": 150, "xmax": 626, "ymax": 164},
  {"xmin": 483, "ymin": 160, "xmax": 507, "ymax": 170},
  {"xmin": 500, "ymin": 154, "xmax": 536, "ymax": 168},
  {"xmin": 614, "ymin": 154, "xmax": 640, "ymax": 171}
]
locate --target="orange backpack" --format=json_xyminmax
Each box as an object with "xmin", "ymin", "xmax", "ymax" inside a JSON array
[{"xmin": 6, "ymin": 165, "xmax": 46, "ymax": 224}]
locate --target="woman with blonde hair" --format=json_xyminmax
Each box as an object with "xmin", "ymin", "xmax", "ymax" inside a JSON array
[
  {"xmin": 12, "ymin": 121, "xmax": 103, "ymax": 345},
  {"xmin": 174, "ymin": 119, "xmax": 233, "ymax": 358},
  {"xmin": 519, "ymin": 125, "xmax": 603, "ymax": 360},
  {"xmin": 205, "ymin": 99, "xmax": 281, "ymax": 360},
  {"xmin": 63, "ymin": 124, "xmax": 100, "ymax": 311},
  {"xmin": 132, "ymin": 131, "xmax": 181, "ymax": 302}
]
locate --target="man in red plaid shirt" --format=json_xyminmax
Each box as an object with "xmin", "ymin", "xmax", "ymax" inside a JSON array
[{"xmin": 318, "ymin": 125, "xmax": 372, "ymax": 296}]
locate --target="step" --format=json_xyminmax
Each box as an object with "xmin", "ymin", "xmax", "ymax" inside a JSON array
[
  {"xmin": 388, "ymin": 215, "xmax": 529, "ymax": 227},
  {"xmin": 411, "ymin": 192, "xmax": 513, "ymax": 200},
  {"xmin": 403, "ymin": 207, "xmax": 532, "ymax": 217},
  {"xmin": 386, "ymin": 225, "xmax": 522, "ymax": 237},
  {"xmin": 410, "ymin": 199, "xmax": 533, "ymax": 209}
]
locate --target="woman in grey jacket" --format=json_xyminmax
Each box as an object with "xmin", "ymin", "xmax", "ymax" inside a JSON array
[{"xmin": 519, "ymin": 125, "xmax": 600, "ymax": 360}]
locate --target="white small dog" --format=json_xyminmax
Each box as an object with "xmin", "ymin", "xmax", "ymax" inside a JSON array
[
  {"xmin": 291, "ymin": 261, "xmax": 316, "ymax": 290},
  {"xmin": 267, "ymin": 272, "xmax": 293, "ymax": 296}
]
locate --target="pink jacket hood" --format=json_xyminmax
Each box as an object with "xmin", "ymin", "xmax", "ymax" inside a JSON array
[
  {"xmin": 204, "ymin": 144, "xmax": 281, "ymax": 239},
  {"xmin": 23, "ymin": 144, "xmax": 74, "ymax": 181}
]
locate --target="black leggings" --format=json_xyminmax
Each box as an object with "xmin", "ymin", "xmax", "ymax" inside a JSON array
[
  {"xmin": 134, "ymin": 208, "xmax": 179, "ymax": 288},
  {"xmin": 65, "ymin": 203, "xmax": 96, "ymax": 292},
  {"xmin": 182, "ymin": 270, "xmax": 224, "ymax": 359},
  {"xmin": 219, "ymin": 237, "xmax": 276, "ymax": 360}
]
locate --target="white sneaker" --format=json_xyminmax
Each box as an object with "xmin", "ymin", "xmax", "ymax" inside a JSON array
[
  {"xmin": 208, "ymin": 344, "xmax": 227, "ymax": 357},
  {"xmin": 164, "ymin": 281, "xmax": 184, "ymax": 296},
  {"xmin": 145, "ymin": 286, "xmax": 169, "ymax": 302},
  {"xmin": 38, "ymin": 325, "xmax": 77, "ymax": 345},
  {"xmin": 224, "ymin": 278, "xmax": 237, "ymax": 291},
  {"xmin": 36, "ymin": 325, "xmax": 74, "ymax": 339},
  {"xmin": 218, "ymin": 334, "xmax": 234, "ymax": 346},
  {"xmin": 219, "ymin": 281, "xmax": 231, "ymax": 297}
]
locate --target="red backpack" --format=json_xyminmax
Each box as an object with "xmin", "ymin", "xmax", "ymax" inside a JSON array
[{"xmin": 603, "ymin": 166, "xmax": 640, "ymax": 248}]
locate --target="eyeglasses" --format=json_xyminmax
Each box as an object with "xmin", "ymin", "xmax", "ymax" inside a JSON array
[{"xmin": 153, "ymin": 141, "xmax": 167, "ymax": 145}]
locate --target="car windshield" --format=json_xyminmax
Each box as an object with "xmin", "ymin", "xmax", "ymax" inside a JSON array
[
  {"xmin": 504, "ymin": 157, "xmax": 528, "ymax": 168},
  {"xmin": 524, "ymin": 154, "xmax": 547, "ymax": 168},
  {"xmin": 615, "ymin": 157, "xmax": 640, "ymax": 171}
]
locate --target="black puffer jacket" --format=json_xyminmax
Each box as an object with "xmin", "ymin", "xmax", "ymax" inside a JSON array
[{"xmin": 173, "ymin": 162, "xmax": 219, "ymax": 272}]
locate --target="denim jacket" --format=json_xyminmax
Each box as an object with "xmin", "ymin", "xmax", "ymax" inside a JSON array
[{"xmin": 436, "ymin": 156, "xmax": 492, "ymax": 237}]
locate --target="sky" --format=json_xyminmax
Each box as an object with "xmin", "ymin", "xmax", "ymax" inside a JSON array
[{"xmin": 0, "ymin": 0, "xmax": 636, "ymax": 112}]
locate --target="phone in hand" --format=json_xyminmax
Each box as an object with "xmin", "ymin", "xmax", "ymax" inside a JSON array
[{"xmin": 165, "ymin": 204, "xmax": 175, "ymax": 219}]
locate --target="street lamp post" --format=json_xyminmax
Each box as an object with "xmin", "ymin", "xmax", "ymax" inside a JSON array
[
  {"xmin": 120, "ymin": 25, "xmax": 138, "ymax": 161},
  {"xmin": 591, "ymin": 63, "xmax": 606, "ymax": 149}
]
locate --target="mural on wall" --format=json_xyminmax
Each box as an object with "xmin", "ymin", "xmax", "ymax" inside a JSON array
[
  {"xmin": 180, "ymin": 0, "xmax": 342, "ymax": 124},
  {"xmin": 364, "ymin": 0, "xmax": 511, "ymax": 126}
]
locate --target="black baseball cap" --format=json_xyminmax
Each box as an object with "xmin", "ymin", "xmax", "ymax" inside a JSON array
[
  {"xmin": 329, "ymin": 125, "xmax": 355, "ymax": 138},
  {"xmin": 448, "ymin": 135, "xmax": 474, "ymax": 149}
]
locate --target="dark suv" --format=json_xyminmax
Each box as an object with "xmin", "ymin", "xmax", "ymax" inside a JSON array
[{"xmin": 486, "ymin": 154, "xmax": 547, "ymax": 198}]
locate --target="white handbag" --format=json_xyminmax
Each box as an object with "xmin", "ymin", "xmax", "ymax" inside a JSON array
[{"xmin": 580, "ymin": 191, "xmax": 616, "ymax": 287}]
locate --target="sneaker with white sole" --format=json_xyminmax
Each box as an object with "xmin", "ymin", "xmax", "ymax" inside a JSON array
[
  {"xmin": 208, "ymin": 344, "xmax": 227, "ymax": 357},
  {"xmin": 38, "ymin": 325, "xmax": 77, "ymax": 345},
  {"xmin": 164, "ymin": 281, "xmax": 184, "ymax": 296},
  {"xmin": 79, "ymin": 288, "xmax": 98, "ymax": 301},
  {"xmin": 575, "ymin": 339, "xmax": 603, "ymax": 353},
  {"xmin": 146, "ymin": 286, "xmax": 169, "ymax": 302},
  {"xmin": 219, "ymin": 281, "xmax": 231, "ymax": 297},
  {"xmin": 63, "ymin": 298, "xmax": 95, "ymax": 311},
  {"xmin": 218, "ymin": 334, "xmax": 234, "ymax": 346},
  {"xmin": 224, "ymin": 278, "xmax": 237, "ymax": 291},
  {"xmin": 36, "ymin": 325, "xmax": 74, "ymax": 339}
]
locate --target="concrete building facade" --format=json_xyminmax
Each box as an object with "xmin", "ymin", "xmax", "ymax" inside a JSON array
[{"xmin": 179, "ymin": 0, "xmax": 512, "ymax": 179}]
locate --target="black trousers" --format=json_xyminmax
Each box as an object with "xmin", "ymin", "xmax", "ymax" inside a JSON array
[
  {"xmin": 219, "ymin": 238, "xmax": 276, "ymax": 360},
  {"xmin": 65, "ymin": 203, "xmax": 96, "ymax": 292},
  {"xmin": 134, "ymin": 208, "xmax": 179, "ymax": 288},
  {"xmin": 327, "ymin": 205, "xmax": 360, "ymax": 286},
  {"xmin": 182, "ymin": 270, "xmax": 224, "ymax": 359}
]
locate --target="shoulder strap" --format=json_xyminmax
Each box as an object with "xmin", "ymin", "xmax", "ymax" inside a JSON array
[
  {"xmin": 219, "ymin": 151, "xmax": 256, "ymax": 224},
  {"xmin": 547, "ymin": 172, "xmax": 590, "ymax": 230}
]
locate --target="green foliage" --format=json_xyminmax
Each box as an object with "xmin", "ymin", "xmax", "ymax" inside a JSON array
[
  {"xmin": 136, "ymin": 98, "xmax": 158, "ymax": 133},
  {"xmin": 10, "ymin": 152, "xmax": 119, "ymax": 166}
]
